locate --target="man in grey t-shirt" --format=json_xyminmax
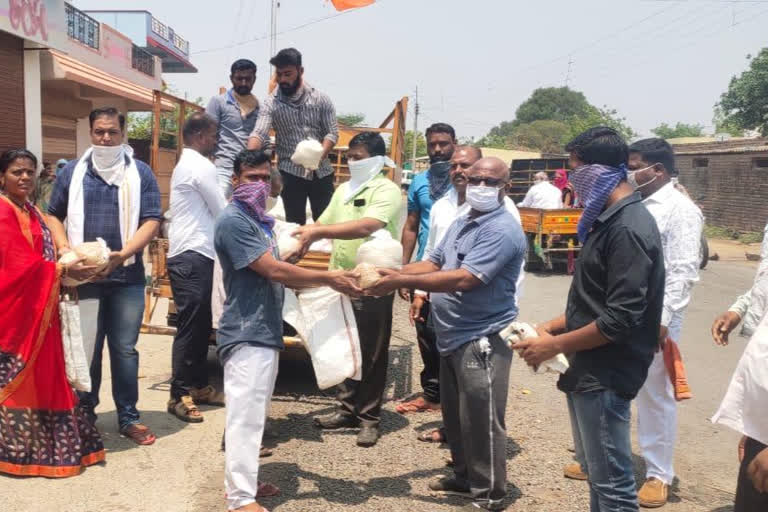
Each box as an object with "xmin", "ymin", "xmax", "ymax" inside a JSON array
[
  {"xmin": 215, "ymin": 149, "xmax": 359, "ymax": 512},
  {"xmin": 206, "ymin": 59, "xmax": 260, "ymax": 199}
]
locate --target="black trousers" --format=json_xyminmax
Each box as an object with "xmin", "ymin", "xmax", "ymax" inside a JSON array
[
  {"xmin": 735, "ymin": 437, "xmax": 768, "ymax": 511},
  {"xmin": 168, "ymin": 251, "xmax": 214, "ymax": 400},
  {"xmin": 414, "ymin": 299, "xmax": 440, "ymax": 404},
  {"xmin": 441, "ymin": 333, "xmax": 512, "ymax": 510},
  {"xmin": 280, "ymin": 170, "xmax": 335, "ymax": 225},
  {"xmin": 337, "ymin": 294, "xmax": 394, "ymax": 427}
]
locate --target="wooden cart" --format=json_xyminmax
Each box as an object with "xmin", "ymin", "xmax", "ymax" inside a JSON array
[{"xmin": 518, "ymin": 207, "xmax": 582, "ymax": 273}]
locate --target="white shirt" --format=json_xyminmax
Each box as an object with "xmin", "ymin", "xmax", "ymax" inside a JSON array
[
  {"xmin": 418, "ymin": 189, "xmax": 524, "ymax": 302},
  {"xmin": 518, "ymin": 181, "xmax": 563, "ymax": 209},
  {"xmin": 728, "ymin": 222, "xmax": 768, "ymax": 336},
  {"xmin": 168, "ymin": 148, "xmax": 227, "ymax": 259},
  {"xmin": 642, "ymin": 182, "xmax": 704, "ymax": 329}
]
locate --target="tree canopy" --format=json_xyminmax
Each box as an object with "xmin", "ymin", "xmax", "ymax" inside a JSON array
[
  {"xmin": 478, "ymin": 87, "xmax": 635, "ymax": 152},
  {"xmin": 651, "ymin": 122, "xmax": 705, "ymax": 139},
  {"xmin": 718, "ymin": 48, "xmax": 768, "ymax": 136},
  {"xmin": 337, "ymin": 112, "xmax": 366, "ymax": 126}
]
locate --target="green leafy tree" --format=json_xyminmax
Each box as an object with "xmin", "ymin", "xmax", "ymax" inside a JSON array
[
  {"xmin": 565, "ymin": 105, "xmax": 636, "ymax": 142},
  {"xmin": 514, "ymin": 87, "xmax": 594, "ymax": 126},
  {"xmin": 651, "ymin": 122, "xmax": 705, "ymax": 139},
  {"xmin": 127, "ymin": 88, "xmax": 205, "ymax": 147},
  {"xmin": 337, "ymin": 112, "xmax": 366, "ymax": 126},
  {"xmin": 718, "ymin": 48, "xmax": 768, "ymax": 135},
  {"xmin": 403, "ymin": 130, "xmax": 427, "ymax": 160},
  {"xmin": 507, "ymin": 120, "xmax": 571, "ymax": 153},
  {"xmin": 713, "ymin": 106, "xmax": 747, "ymax": 137}
]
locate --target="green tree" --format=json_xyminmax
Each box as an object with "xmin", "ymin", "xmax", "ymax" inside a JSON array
[
  {"xmin": 481, "ymin": 87, "xmax": 635, "ymax": 152},
  {"xmin": 127, "ymin": 90, "xmax": 205, "ymax": 147},
  {"xmin": 337, "ymin": 112, "xmax": 366, "ymax": 126},
  {"xmin": 403, "ymin": 130, "xmax": 427, "ymax": 160},
  {"xmin": 713, "ymin": 106, "xmax": 747, "ymax": 137},
  {"xmin": 651, "ymin": 122, "xmax": 705, "ymax": 139},
  {"xmin": 718, "ymin": 48, "xmax": 768, "ymax": 135}
]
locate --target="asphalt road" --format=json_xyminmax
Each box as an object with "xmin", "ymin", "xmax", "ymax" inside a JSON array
[{"xmin": 1, "ymin": 256, "xmax": 758, "ymax": 512}]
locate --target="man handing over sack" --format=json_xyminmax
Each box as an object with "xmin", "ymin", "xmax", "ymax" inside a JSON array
[{"xmin": 293, "ymin": 131, "xmax": 402, "ymax": 448}]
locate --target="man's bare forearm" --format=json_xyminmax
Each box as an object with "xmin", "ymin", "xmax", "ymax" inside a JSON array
[
  {"xmin": 540, "ymin": 314, "xmax": 567, "ymax": 335},
  {"xmin": 391, "ymin": 269, "xmax": 481, "ymax": 293},
  {"xmin": 122, "ymin": 220, "xmax": 160, "ymax": 258},
  {"xmin": 313, "ymin": 218, "xmax": 383, "ymax": 241},
  {"xmin": 320, "ymin": 138, "xmax": 335, "ymax": 161},
  {"xmin": 400, "ymin": 260, "xmax": 440, "ymax": 275},
  {"xmin": 551, "ymin": 321, "xmax": 609, "ymax": 354}
]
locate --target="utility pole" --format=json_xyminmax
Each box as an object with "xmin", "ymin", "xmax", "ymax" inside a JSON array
[
  {"xmin": 269, "ymin": 0, "xmax": 279, "ymax": 58},
  {"xmin": 565, "ymin": 56, "xmax": 574, "ymax": 88},
  {"xmin": 411, "ymin": 86, "xmax": 419, "ymax": 174}
]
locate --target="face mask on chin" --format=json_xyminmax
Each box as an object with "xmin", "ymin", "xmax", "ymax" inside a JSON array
[
  {"xmin": 466, "ymin": 184, "xmax": 502, "ymax": 212},
  {"xmin": 627, "ymin": 165, "xmax": 657, "ymax": 190}
]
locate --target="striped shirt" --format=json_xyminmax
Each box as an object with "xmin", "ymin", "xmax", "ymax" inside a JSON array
[{"xmin": 249, "ymin": 83, "xmax": 339, "ymax": 180}]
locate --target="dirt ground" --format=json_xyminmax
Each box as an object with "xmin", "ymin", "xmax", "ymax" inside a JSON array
[{"xmin": 1, "ymin": 257, "xmax": 758, "ymax": 512}]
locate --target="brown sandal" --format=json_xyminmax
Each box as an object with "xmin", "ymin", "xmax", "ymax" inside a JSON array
[
  {"xmin": 168, "ymin": 396, "xmax": 203, "ymax": 423},
  {"xmin": 120, "ymin": 423, "xmax": 157, "ymax": 445},
  {"xmin": 396, "ymin": 396, "xmax": 441, "ymax": 414}
]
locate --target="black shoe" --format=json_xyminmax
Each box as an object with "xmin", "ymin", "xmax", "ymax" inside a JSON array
[
  {"xmin": 428, "ymin": 476, "xmax": 472, "ymax": 497},
  {"xmin": 313, "ymin": 412, "xmax": 359, "ymax": 430},
  {"xmin": 356, "ymin": 425, "xmax": 380, "ymax": 447}
]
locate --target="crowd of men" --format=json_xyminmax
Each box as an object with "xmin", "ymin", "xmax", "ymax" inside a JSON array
[{"xmin": 36, "ymin": 46, "xmax": 768, "ymax": 512}]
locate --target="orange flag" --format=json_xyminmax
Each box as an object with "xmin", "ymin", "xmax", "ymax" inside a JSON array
[{"xmin": 330, "ymin": 0, "xmax": 375, "ymax": 11}]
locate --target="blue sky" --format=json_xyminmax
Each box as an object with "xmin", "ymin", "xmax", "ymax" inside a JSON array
[{"xmin": 72, "ymin": 0, "xmax": 768, "ymax": 139}]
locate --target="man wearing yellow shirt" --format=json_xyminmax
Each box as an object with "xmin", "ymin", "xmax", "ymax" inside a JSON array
[{"xmin": 293, "ymin": 131, "xmax": 401, "ymax": 447}]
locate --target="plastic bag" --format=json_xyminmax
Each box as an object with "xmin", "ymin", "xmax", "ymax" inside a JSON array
[
  {"xmin": 291, "ymin": 138, "xmax": 324, "ymax": 171},
  {"xmin": 500, "ymin": 321, "xmax": 569, "ymax": 374},
  {"xmin": 296, "ymin": 287, "xmax": 362, "ymax": 389},
  {"xmin": 58, "ymin": 238, "xmax": 110, "ymax": 287},
  {"xmin": 274, "ymin": 221, "xmax": 301, "ymax": 261},
  {"xmin": 355, "ymin": 229, "xmax": 403, "ymax": 269},
  {"xmin": 59, "ymin": 292, "xmax": 92, "ymax": 392}
]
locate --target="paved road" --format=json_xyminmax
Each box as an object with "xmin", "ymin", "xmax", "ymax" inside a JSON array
[{"xmin": 2, "ymin": 258, "xmax": 758, "ymax": 512}]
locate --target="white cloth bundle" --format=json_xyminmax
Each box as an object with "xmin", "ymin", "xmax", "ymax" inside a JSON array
[
  {"xmin": 57, "ymin": 238, "xmax": 111, "ymax": 287},
  {"xmin": 59, "ymin": 293, "xmax": 92, "ymax": 392},
  {"xmin": 500, "ymin": 321, "xmax": 569, "ymax": 374},
  {"xmin": 291, "ymin": 138, "xmax": 324, "ymax": 171}
]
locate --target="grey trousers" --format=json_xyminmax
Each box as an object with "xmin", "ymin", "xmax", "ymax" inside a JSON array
[{"xmin": 440, "ymin": 333, "xmax": 512, "ymax": 510}]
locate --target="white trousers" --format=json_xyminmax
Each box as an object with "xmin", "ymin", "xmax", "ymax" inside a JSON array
[
  {"xmin": 224, "ymin": 345, "xmax": 279, "ymax": 510},
  {"xmin": 635, "ymin": 320, "xmax": 682, "ymax": 485}
]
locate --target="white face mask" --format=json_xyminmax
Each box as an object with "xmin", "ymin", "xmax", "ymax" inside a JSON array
[
  {"xmin": 345, "ymin": 155, "xmax": 396, "ymax": 202},
  {"xmin": 627, "ymin": 165, "xmax": 657, "ymax": 190},
  {"xmin": 466, "ymin": 184, "xmax": 502, "ymax": 212},
  {"xmin": 91, "ymin": 144, "xmax": 124, "ymax": 171}
]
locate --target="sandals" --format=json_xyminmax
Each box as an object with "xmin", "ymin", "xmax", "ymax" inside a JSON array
[
  {"xmin": 168, "ymin": 396, "xmax": 204, "ymax": 423},
  {"xmin": 257, "ymin": 481, "xmax": 280, "ymax": 497},
  {"xmin": 396, "ymin": 396, "xmax": 441, "ymax": 414},
  {"xmin": 120, "ymin": 423, "xmax": 157, "ymax": 445},
  {"xmin": 417, "ymin": 428, "xmax": 446, "ymax": 443}
]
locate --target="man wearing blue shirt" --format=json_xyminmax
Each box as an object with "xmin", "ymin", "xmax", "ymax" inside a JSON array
[
  {"xmin": 369, "ymin": 157, "xmax": 527, "ymax": 511},
  {"xmin": 48, "ymin": 107, "xmax": 163, "ymax": 446},
  {"xmin": 397, "ymin": 122, "xmax": 456, "ymax": 415}
]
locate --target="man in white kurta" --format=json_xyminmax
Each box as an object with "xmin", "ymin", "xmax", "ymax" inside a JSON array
[
  {"xmin": 628, "ymin": 138, "xmax": 703, "ymax": 507},
  {"xmin": 517, "ymin": 171, "xmax": 563, "ymax": 209}
]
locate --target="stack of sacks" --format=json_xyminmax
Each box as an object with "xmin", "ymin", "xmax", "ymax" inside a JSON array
[
  {"xmin": 500, "ymin": 321, "xmax": 569, "ymax": 374},
  {"xmin": 57, "ymin": 238, "xmax": 110, "ymax": 287},
  {"xmin": 354, "ymin": 229, "xmax": 403, "ymax": 289}
]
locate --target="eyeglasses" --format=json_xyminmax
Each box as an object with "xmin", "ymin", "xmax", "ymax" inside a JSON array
[{"xmin": 466, "ymin": 176, "xmax": 504, "ymax": 187}]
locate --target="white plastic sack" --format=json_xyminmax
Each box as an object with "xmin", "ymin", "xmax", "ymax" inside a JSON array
[
  {"xmin": 274, "ymin": 221, "xmax": 301, "ymax": 261},
  {"xmin": 500, "ymin": 321, "xmax": 569, "ymax": 374},
  {"xmin": 211, "ymin": 256, "xmax": 225, "ymax": 330},
  {"xmin": 58, "ymin": 238, "xmax": 110, "ymax": 287},
  {"xmin": 355, "ymin": 229, "xmax": 402, "ymax": 269},
  {"xmin": 291, "ymin": 138, "xmax": 324, "ymax": 171},
  {"xmin": 296, "ymin": 287, "xmax": 362, "ymax": 389},
  {"xmin": 59, "ymin": 294, "xmax": 92, "ymax": 392}
]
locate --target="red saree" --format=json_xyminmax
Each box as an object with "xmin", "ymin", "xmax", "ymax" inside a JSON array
[{"xmin": 0, "ymin": 196, "xmax": 105, "ymax": 477}]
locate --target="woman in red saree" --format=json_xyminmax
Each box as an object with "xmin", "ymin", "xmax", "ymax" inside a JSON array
[{"xmin": 0, "ymin": 149, "xmax": 105, "ymax": 477}]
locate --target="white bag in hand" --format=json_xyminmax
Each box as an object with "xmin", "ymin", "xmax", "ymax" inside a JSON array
[
  {"xmin": 58, "ymin": 238, "xmax": 110, "ymax": 287},
  {"xmin": 356, "ymin": 229, "xmax": 402, "ymax": 269},
  {"xmin": 291, "ymin": 138, "xmax": 324, "ymax": 171},
  {"xmin": 297, "ymin": 287, "xmax": 362, "ymax": 389},
  {"xmin": 59, "ymin": 293, "xmax": 92, "ymax": 392},
  {"xmin": 500, "ymin": 321, "xmax": 569, "ymax": 374}
]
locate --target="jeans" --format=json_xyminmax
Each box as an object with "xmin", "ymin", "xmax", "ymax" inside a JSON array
[
  {"xmin": 568, "ymin": 391, "xmax": 638, "ymax": 512},
  {"xmin": 414, "ymin": 298, "xmax": 440, "ymax": 404},
  {"xmin": 77, "ymin": 282, "xmax": 145, "ymax": 430},
  {"xmin": 279, "ymin": 170, "xmax": 335, "ymax": 225},
  {"xmin": 168, "ymin": 251, "xmax": 214, "ymax": 399}
]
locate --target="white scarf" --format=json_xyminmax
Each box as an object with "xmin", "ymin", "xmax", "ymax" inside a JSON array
[
  {"xmin": 67, "ymin": 144, "xmax": 141, "ymax": 265},
  {"xmin": 344, "ymin": 155, "xmax": 396, "ymax": 203}
]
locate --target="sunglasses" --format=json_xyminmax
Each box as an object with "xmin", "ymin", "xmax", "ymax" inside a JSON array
[{"xmin": 466, "ymin": 176, "xmax": 504, "ymax": 187}]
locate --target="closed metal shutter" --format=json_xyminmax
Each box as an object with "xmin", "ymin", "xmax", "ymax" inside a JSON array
[
  {"xmin": 42, "ymin": 115, "xmax": 77, "ymax": 163},
  {"xmin": 0, "ymin": 32, "xmax": 26, "ymax": 152}
]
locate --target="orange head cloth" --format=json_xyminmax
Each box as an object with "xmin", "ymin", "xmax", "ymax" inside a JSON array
[
  {"xmin": 663, "ymin": 338, "xmax": 692, "ymax": 401},
  {"xmin": 330, "ymin": 0, "xmax": 375, "ymax": 11}
]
